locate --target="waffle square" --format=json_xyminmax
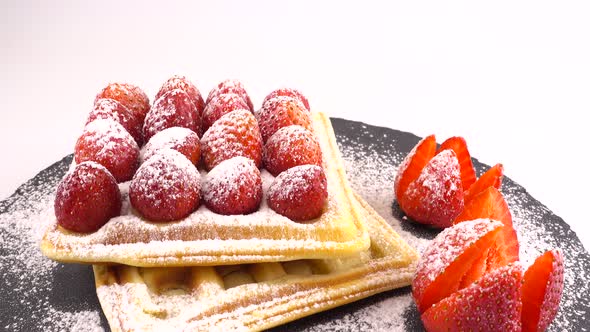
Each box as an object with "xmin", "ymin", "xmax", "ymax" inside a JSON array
[
  {"xmin": 94, "ymin": 194, "xmax": 419, "ymax": 331},
  {"xmin": 41, "ymin": 112, "xmax": 371, "ymax": 266}
]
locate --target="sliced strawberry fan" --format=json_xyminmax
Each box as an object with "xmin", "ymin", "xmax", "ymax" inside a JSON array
[
  {"xmin": 413, "ymin": 220, "xmax": 565, "ymax": 331},
  {"xmin": 455, "ymin": 186, "xmax": 519, "ymax": 265}
]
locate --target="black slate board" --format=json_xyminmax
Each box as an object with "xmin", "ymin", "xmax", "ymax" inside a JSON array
[{"xmin": 0, "ymin": 117, "xmax": 588, "ymax": 331}]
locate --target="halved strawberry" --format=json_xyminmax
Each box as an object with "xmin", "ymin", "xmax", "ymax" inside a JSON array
[
  {"xmin": 399, "ymin": 149, "xmax": 464, "ymax": 228},
  {"xmin": 421, "ymin": 263, "xmax": 523, "ymax": 332},
  {"xmin": 394, "ymin": 135, "xmax": 436, "ymax": 203},
  {"xmin": 464, "ymin": 163, "xmax": 503, "ymax": 203},
  {"xmin": 412, "ymin": 219, "xmax": 504, "ymax": 313},
  {"xmin": 454, "ymin": 186, "xmax": 519, "ymax": 266},
  {"xmin": 437, "ymin": 136, "xmax": 476, "ymax": 191},
  {"xmin": 522, "ymin": 250, "xmax": 564, "ymax": 332}
]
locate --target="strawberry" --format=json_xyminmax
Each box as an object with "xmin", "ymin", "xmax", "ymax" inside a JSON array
[
  {"xmin": 454, "ymin": 186, "xmax": 519, "ymax": 266},
  {"xmin": 95, "ymin": 82, "xmax": 150, "ymax": 124},
  {"xmin": 201, "ymin": 109, "xmax": 263, "ymax": 170},
  {"xmin": 256, "ymin": 96, "xmax": 312, "ymax": 143},
  {"xmin": 155, "ymin": 75, "xmax": 205, "ymax": 119},
  {"xmin": 262, "ymin": 88, "xmax": 310, "ymax": 111},
  {"xmin": 464, "ymin": 163, "xmax": 504, "ymax": 203},
  {"xmin": 202, "ymin": 93, "xmax": 250, "ymax": 133},
  {"xmin": 203, "ymin": 156, "xmax": 262, "ymax": 215},
  {"xmin": 268, "ymin": 165, "xmax": 328, "ymax": 222},
  {"xmin": 522, "ymin": 250, "xmax": 564, "ymax": 332},
  {"xmin": 399, "ymin": 149, "xmax": 464, "ymax": 228},
  {"xmin": 412, "ymin": 219, "xmax": 504, "ymax": 313},
  {"xmin": 437, "ymin": 136, "xmax": 477, "ymax": 191},
  {"xmin": 88, "ymin": 98, "xmax": 144, "ymax": 146},
  {"xmin": 143, "ymin": 89, "xmax": 201, "ymax": 143},
  {"xmin": 206, "ymin": 79, "xmax": 253, "ymax": 112},
  {"xmin": 263, "ymin": 125, "xmax": 322, "ymax": 176},
  {"xmin": 54, "ymin": 162, "xmax": 121, "ymax": 233},
  {"xmin": 129, "ymin": 149, "xmax": 201, "ymax": 222},
  {"xmin": 75, "ymin": 119, "xmax": 140, "ymax": 183},
  {"xmin": 393, "ymin": 135, "xmax": 436, "ymax": 204},
  {"xmin": 421, "ymin": 263, "xmax": 523, "ymax": 332},
  {"xmin": 142, "ymin": 127, "xmax": 201, "ymax": 166}
]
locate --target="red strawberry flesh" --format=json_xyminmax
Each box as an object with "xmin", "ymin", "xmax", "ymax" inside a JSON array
[
  {"xmin": 421, "ymin": 263, "xmax": 523, "ymax": 332},
  {"xmin": 464, "ymin": 163, "xmax": 504, "ymax": 203},
  {"xmin": 454, "ymin": 186, "xmax": 519, "ymax": 266},
  {"xmin": 394, "ymin": 135, "xmax": 436, "ymax": 203},
  {"xmin": 399, "ymin": 149, "xmax": 464, "ymax": 228},
  {"xmin": 412, "ymin": 219, "xmax": 504, "ymax": 313},
  {"xmin": 438, "ymin": 136, "xmax": 477, "ymax": 191},
  {"xmin": 522, "ymin": 250, "xmax": 565, "ymax": 332}
]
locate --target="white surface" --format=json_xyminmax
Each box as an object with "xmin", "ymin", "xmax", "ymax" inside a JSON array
[{"xmin": 1, "ymin": 1, "xmax": 588, "ymax": 250}]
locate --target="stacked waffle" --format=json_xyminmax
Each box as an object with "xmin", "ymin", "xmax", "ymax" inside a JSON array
[{"xmin": 41, "ymin": 77, "xmax": 418, "ymax": 331}]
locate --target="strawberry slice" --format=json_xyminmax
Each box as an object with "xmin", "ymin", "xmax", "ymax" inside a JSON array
[
  {"xmin": 421, "ymin": 263, "xmax": 523, "ymax": 332},
  {"xmin": 394, "ymin": 135, "xmax": 436, "ymax": 203},
  {"xmin": 412, "ymin": 219, "xmax": 504, "ymax": 313},
  {"xmin": 522, "ymin": 250, "xmax": 564, "ymax": 332},
  {"xmin": 464, "ymin": 163, "xmax": 503, "ymax": 203},
  {"xmin": 400, "ymin": 149, "xmax": 464, "ymax": 228},
  {"xmin": 454, "ymin": 186, "xmax": 519, "ymax": 266},
  {"xmin": 438, "ymin": 136, "xmax": 477, "ymax": 191}
]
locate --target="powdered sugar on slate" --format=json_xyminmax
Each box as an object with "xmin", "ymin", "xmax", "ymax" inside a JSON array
[
  {"xmin": 2, "ymin": 117, "xmax": 588, "ymax": 331},
  {"xmin": 0, "ymin": 155, "xmax": 104, "ymax": 331},
  {"xmin": 335, "ymin": 123, "xmax": 589, "ymax": 331}
]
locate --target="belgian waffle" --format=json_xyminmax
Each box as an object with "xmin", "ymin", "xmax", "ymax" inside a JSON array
[
  {"xmin": 41, "ymin": 112, "xmax": 371, "ymax": 267},
  {"xmin": 94, "ymin": 194, "xmax": 419, "ymax": 331}
]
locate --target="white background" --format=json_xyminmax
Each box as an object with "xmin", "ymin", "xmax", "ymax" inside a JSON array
[{"xmin": 1, "ymin": 1, "xmax": 588, "ymax": 249}]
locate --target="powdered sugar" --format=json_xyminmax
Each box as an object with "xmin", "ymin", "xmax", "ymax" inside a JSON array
[
  {"xmin": 203, "ymin": 156, "xmax": 262, "ymax": 214},
  {"xmin": 129, "ymin": 149, "xmax": 201, "ymax": 220},
  {"xmin": 141, "ymin": 126, "xmax": 200, "ymax": 164},
  {"xmin": 402, "ymin": 149, "xmax": 463, "ymax": 226},
  {"xmin": 0, "ymin": 155, "xmax": 104, "ymax": 331},
  {"xmin": 263, "ymin": 125, "xmax": 323, "ymax": 176},
  {"xmin": 155, "ymin": 75, "xmax": 204, "ymax": 115},
  {"xmin": 2, "ymin": 117, "xmax": 588, "ymax": 331},
  {"xmin": 143, "ymin": 88, "xmax": 199, "ymax": 142},
  {"xmin": 334, "ymin": 120, "xmax": 589, "ymax": 331},
  {"xmin": 206, "ymin": 79, "xmax": 253, "ymax": 111},
  {"xmin": 202, "ymin": 93, "xmax": 250, "ymax": 131},
  {"xmin": 88, "ymin": 98, "xmax": 143, "ymax": 146},
  {"xmin": 79, "ymin": 118, "xmax": 139, "ymax": 159}
]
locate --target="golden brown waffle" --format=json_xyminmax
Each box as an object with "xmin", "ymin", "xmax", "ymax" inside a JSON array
[
  {"xmin": 94, "ymin": 194, "xmax": 419, "ymax": 331},
  {"xmin": 41, "ymin": 112, "xmax": 371, "ymax": 267}
]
